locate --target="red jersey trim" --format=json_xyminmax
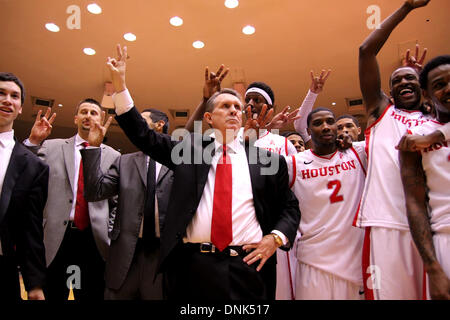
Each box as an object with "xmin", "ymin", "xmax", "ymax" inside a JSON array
[
  {"xmin": 289, "ymin": 155, "xmax": 296, "ymax": 189},
  {"xmin": 285, "ymin": 138, "xmax": 289, "ymax": 155},
  {"xmin": 310, "ymin": 149, "xmax": 339, "ymax": 160},
  {"xmin": 350, "ymin": 147, "xmax": 367, "ymax": 176},
  {"xmin": 362, "ymin": 227, "xmax": 374, "ymax": 300},
  {"xmin": 364, "ymin": 104, "xmax": 393, "ymax": 134}
]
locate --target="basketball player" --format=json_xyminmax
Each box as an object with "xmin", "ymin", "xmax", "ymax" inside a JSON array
[
  {"xmin": 286, "ymin": 108, "xmax": 366, "ymax": 299},
  {"xmin": 399, "ymin": 55, "xmax": 450, "ymax": 300}
]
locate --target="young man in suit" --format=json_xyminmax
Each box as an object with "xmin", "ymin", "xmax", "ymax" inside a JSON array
[
  {"xmin": 24, "ymin": 98, "xmax": 120, "ymax": 300},
  {"xmin": 0, "ymin": 72, "xmax": 48, "ymax": 300},
  {"xmin": 81, "ymin": 108, "xmax": 173, "ymax": 299},
  {"xmin": 106, "ymin": 44, "xmax": 300, "ymax": 300}
]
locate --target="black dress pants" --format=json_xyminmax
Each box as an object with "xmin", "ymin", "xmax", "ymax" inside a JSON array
[{"xmin": 45, "ymin": 224, "xmax": 105, "ymax": 301}]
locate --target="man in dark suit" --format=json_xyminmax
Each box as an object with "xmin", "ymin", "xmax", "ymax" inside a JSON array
[
  {"xmin": 0, "ymin": 72, "xmax": 48, "ymax": 300},
  {"xmin": 81, "ymin": 108, "xmax": 173, "ymax": 299},
  {"xmin": 106, "ymin": 45, "xmax": 300, "ymax": 300}
]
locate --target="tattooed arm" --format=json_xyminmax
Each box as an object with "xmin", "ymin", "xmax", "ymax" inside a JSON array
[{"xmin": 399, "ymin": 149, "xmax": 450, "ymax": 300}]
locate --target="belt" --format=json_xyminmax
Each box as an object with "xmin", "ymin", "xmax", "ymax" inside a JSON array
[
  {"xmin": 67, "ymin": 221, "xmax": 90, "ymax": 231},
  {"xmin": 183, "ymin": 243, "xmax": 248, "ymax": 257}
]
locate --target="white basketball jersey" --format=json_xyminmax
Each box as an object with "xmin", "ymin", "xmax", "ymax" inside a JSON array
[
  {"xmin": 255, "ymin": 131, "xmax": 297, "ymax": 156},
  {"xmin": 285, "ymin": 143, "xmax": 366, "ymax": 284},
  {"xmin": 411, "ymin": 120, "xmax": 450, "ymax": 233},
  {"xmin": 354, "ymin": 105, "xmax": 431, "ymax": 230}
]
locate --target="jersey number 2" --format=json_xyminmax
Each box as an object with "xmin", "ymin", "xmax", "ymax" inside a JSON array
[{"xmin": 328, "ymin": 180, "xmax": 344, "ymax": 204}]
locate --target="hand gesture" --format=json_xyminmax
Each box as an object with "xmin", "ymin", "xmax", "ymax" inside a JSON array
[
  {"xmin": 106, "ymin": 44, "xmax": 128, "ymax": 93},
  {"xmin": 243, "ymin": 105, "xmax": 273, "ymax": 141},
  {"xmin": 403, "ymin": 44, "xmax": 427, "ymax": 72},
  {"xmin": 406, "ymin": 0, "xmax": 431, "ymax": 9},
  {"xmin": 87, "ymin": 111, "xmax": 113, "ymax": 147},
  {"xmin": 203, "ymin": 65, "xmax": 229, "ymax": 99},
  {"xmin": 29, "ymin": 107, "xmax": 56, "ymax": 145},
  {"xmin": 310, "ymin": 69, "xmax": 331, "ymax": 94},
  {"xmin": 265, "ymin": 106, "xmax": 301, "ymax": 130},
  {"xmin": 336, "ymin": 132, "xmax": 353, "ymax": 150}
]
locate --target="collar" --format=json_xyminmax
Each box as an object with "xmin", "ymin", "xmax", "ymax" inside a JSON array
[
  {"xmin": 210, "ymin": 131, "xmax": 243, "ymax": 155},
  {"xmin": 0, "ymin": 130, "xmax": 15, "ymax": 148},
  {"xmin": 75, "ymin": 134, "xmax": 89, "ymax": 148}
]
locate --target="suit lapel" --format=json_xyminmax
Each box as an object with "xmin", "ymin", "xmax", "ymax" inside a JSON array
[
  {"xmin": 134, "ymin": 152, "xmax": 147, "ymax": 187},
  {"xmin": 196, "ymin": 139, "xmax": 215, "ymax": 201},
  {"xmin": 246, "ymin": 145, "xmax": 264, "ymax": 198},
  {"xmin": 156, "ymin": 165, "xmax": 169, "ymax": 185},
  {"xmin": 0, "ymin": 141, "xmax": 27, "ymax": 224},
  {"xmin": 62, "ymin": 137, "xmax": 76, "ymax": 191}
]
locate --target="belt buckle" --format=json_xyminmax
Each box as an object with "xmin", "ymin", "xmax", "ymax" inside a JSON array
[
  {"xmin": 200, "ymin": 243, "xmax": 215, "ymax": 253},
  {"xmin": 229, "ymin": 249, "xmax": 239, "ymax": 257}
]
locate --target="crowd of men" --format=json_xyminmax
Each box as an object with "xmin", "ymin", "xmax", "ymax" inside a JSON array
[{"xmin": 0, "ymin": 0, "xmax": 449, "ymax": 300}]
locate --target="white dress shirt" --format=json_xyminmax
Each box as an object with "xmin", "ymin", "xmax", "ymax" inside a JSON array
[
  {"xmin": 185, "ymin": 135, "xmax": 263, "ymax": 245},
  {"xmin": 0, "ymin": 130, "xmax": 15, "ymax": 255}
]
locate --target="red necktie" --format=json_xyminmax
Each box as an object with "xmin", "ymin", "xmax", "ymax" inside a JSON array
[
  {"xmin": 74, "ymin": 142, "xmax": 90, "ymax": 230},
  {"xmin": 211, "ymin": 145, "xmax": 232, "ymax": 251}
]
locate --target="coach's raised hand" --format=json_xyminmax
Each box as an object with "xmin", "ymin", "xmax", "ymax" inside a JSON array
[{"xmin": 107, "ymin": 44, "xmax": 128, "ymax": 93}]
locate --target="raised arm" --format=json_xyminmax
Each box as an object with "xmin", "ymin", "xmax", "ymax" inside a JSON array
[
  {"xmin": 107, "ymin": 44, "xmax": 178, "ymax": 169},
  {"xmin": 184, "ymin": 65, "xmax": 229, "ymax": 132},
  {"xmin": 399, "ymin": 149, "xmax": 450, "ymax": 299},
  {"xmin": 359, "ymin": 0, "xmax": 430, "ymax": 124},
  {"xmin": 293, "ymin": 70, "xmax": 331, "ymax": 150}
]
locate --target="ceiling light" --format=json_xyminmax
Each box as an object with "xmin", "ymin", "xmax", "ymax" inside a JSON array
[
  {"xmin": 225, "ymin": 0, "xmax": 239, "ymax": 9},
  {"xmin": 58, "ymin": 104, "xmax": 63, "ymax": 107},
  {"xmin": 170, "ymin": 16, "xmax": 183, "ymax": 27},
  {"xmin": 123, "ymin": 33, "xmax": 137, "ymax": 41},
  {"xmin": 192, "ymin": 41, "xmax": 205, "ymax": 49},
  {"xmin": 83, "ymin": 48, "xmax": 96, "ymax": 56},
  {"xmin": 87, "ymin": 3, "xmax": 102, "ymax": 14},
  {"xmin": 45, "ymin": 23, "xmax": 60, "ymax": 32},
  {"xmin": 242, "ymin": 25, "xmax": 255, "ymax": 35},
  {"xmin": 332, "ymin": 102, "xmax": 337, "ymax": 106}
]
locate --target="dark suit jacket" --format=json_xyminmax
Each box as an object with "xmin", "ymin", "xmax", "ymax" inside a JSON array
[
  {"xmin": 116, "ymin": 107, "xmax": 300, "ymax": 293},
  {"xmin": 81, "ymin": 148, "xmax": 173, "ymax": 290},
  {"xmin": 0, "ymin": 140, "xmax": 48, "ymax": 298}
]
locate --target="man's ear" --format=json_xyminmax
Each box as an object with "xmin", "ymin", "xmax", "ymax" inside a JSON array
[
  {"xmin": 422, "ymin": 88, "xmax": 430, "ymax": 100},
  {"xmin": 357, "ymin": 127, "xmax": 361, "ymax": 135},
  {"xmin": 157, "ymin": 120, "xmax": 165, "ymax": 131},
  {"xmin": 204, "ymin": 112, "xmax": 212, "ymax": 125},
  {"xmin": 307, "ymin": 127, "xmax": 311, "ymax": 136}
]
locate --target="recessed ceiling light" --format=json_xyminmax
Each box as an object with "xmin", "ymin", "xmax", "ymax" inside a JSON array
[
  {"xmin": 87, "ymin": 3, "xmax": 102, "ymax": 14},
  {"xmin": 83, "ymin": 48, "xmax": 96, "ymax": 56},
  {"xmin": 170, "ymin": 16, "xmax": 183, "ymax": 27},
  {"xmin": 45, "ymin": 23, "xmax": 60, "ymax": 32},
  {"xmin": 192, "ymin": 41, "xmax": 205, "ymax": 49},
  {"xmin": 58, "ymin": 104, "xmax": 63, "ymax": 107},
  {"xmin": 332, "ymin": 102, "xmax": 337, "ymax": 106},
  {"xmin": 224, "ymin": 0, "xmax": 239, "ymax": 9},
  {"xmin": 242, "ymin": 25, "xmax": 255, "ymax": 35},
  {"xmin": 123, "ymin": 33, "xmax": 137, "ymax": 42}
]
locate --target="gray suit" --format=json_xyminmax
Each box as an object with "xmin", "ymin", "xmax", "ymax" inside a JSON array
[
  {"xmin": 81, "ymin": 149, "xmax": 173, "ymax": 299},
  {"xmin": 28, "ymin": 136, "xmax": 120, "ymax": 265}
]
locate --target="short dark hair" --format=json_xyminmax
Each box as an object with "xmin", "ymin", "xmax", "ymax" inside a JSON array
[
  {"xmin": 0, "ymin": 72, "xmax": 25, "ymax": 105},
  {"xmin": 246, "ymin": 81, "xmax": 275, "ymax": 105},
  {"xmin": 281, "ymin": 131, "xmax": 302, "ymax": 139},
  {"xmin": 336, "ymin": 114, "xmax": 360, "ymax": 127},
  {"xmin": 142, "ymin": 108, "xmax": 170, "ymax": 134},
  {"xmin": 419, "ymin": 55, "xmax": 450, "ymax": 89},
  {"xmin": 75, "ymin": 98, "xmax": 103, "ymax": 114},
  {"xmin": 307, "ymin": 107, "xmax": 335, "ymax": 127},
  {"xmin": 205, "ymin": 88, "xmax": 242, "ymax": 113}
]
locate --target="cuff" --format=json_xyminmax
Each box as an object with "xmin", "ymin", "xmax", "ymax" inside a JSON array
[
  {"xmin": 271, "ymin": 230, "xmax": 288, "ymax": 246},
  {"xmin": 23, "ymin": 138, "xmax": 39, "ymax": 147},
  {"xmin": 112, "ymin": 89, "xmax": 134, "ymax": 115}
]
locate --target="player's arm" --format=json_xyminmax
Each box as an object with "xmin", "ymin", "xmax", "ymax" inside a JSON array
[
  {"xmin": 396, "ymin": 123, "xmax": 450, "ymax": 152},
  {"xmin": 184, "ymin": 65, "xmax": 229, "ymax": 132},
  {"xmin": 399, "ymin": 149, "xmax": 450, "ymax": 299},
  {"xmin": 359, "ymin": 1, "xmax": 429, "ymax": 124}
]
